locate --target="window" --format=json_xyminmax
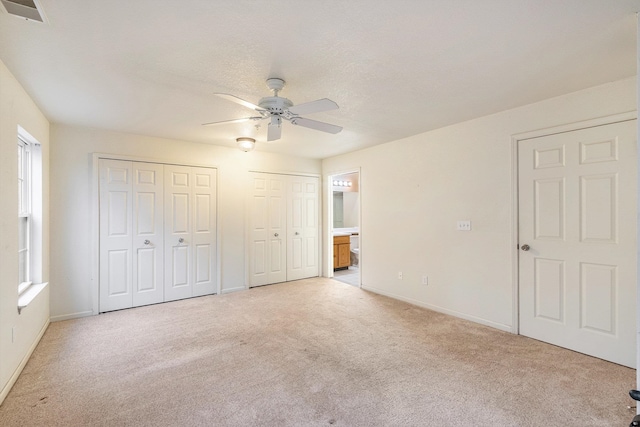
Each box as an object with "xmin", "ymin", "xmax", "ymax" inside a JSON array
[
  {"xmin": 18, "ymin": 137, "xmax": 31, "ymax": 294},
  {"xmin": 16, "ymin": 127, "xmax": 45, "ymax": 312}
]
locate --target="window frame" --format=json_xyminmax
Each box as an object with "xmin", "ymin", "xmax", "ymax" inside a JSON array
[{"xmin": 18, "ymin": 136, "xmax": 32, "ymax": 295}]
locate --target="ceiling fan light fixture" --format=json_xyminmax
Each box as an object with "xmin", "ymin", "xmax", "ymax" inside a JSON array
[{"xmin": 237, "ymin": 137, "xmax": 256, "ymax": 152}]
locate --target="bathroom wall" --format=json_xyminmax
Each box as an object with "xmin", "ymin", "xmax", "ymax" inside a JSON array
[{"xmin": 343, "ymin": 192, "xmax": 359, "ymax": 228}]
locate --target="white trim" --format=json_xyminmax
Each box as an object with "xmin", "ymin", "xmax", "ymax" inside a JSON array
[
  {"xmin": 91, "ymin": 153, "xmax": 221, "ymax": 316},
  {"xmin": 248, "ymin": 169, "xmax": 321, "ymax": 178},
  {"xmin": 221, "ymin": 286, "xmax": 246, "ymax": 295},
  {"xmin": 50, "ymin": 310, "xmax": 94, "ymax": 322},
  {"xmin": 326, "ymin": 168, "xmax": 362, "ymax": 287},
  {"xmin": 512, "ymin": 111, "xmax": 637, "ymax": 142},
  {"xmin": 361, "ymin": 284, "xmax": 512, "ymax": 333},
  {"xmin": 17, "ymin": 282, "xmax": 48, "ymax": 314},
  {"xmin": 18, "ymin": 280, "xmax": 32, "ymax": 295},
  {"xmin": 510, "ymin": 111, "xmax": 638, "ymax": 337},
  {"xmin": 0, "ymin": 319, "xmax": 49, "ymax": 405}
]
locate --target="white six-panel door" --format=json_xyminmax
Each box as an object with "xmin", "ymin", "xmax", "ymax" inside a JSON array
[
  {"xmin": 164, "ymin": 165, "xmax": 217, "ymax": 301},
  {"xmin": 249, "ymin": 172, "xmax": 319, "ymax": 287},
  {"xmin": 99, "ymin": 159, "xmax": 217, "ymax": 312},
  {"xmin": 99, "ymin": 160, "xmax": 134, "ymax": 312},
  {"xmin": 191, "ymin": 167, "xmax": 217, "ymax": 297},
  {"xmin": 132, "ymin": 162, "xmax": 164, "ymax": 307},
  {"xmin": 249, "ymin": 173, "xmax": 287, "ymax": 287},
  {"xmin": 164, "ymin": 165, "xmax": 193, "ymax": 301},
  {"xmin": 518, "ymin": 120, "xmax": 637, "ymax": 367},
  {"xmin": 287, "ymin": 176, "xmax": 319, "ymax": 281}
]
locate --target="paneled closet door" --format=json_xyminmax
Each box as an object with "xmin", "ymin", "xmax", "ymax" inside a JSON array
[
  {"xmin": 191, "ymin": 167, "xmax": 217, "ymax": 297},
  {"xmin": 249, "ymin": 173, "xmax": 287, "ymax": 287},
  {"xmin": 132, "ymin": 162, "xmax": 164, "ymax": 307},
  {"xmin": 164, "ymin": 165, "xmax": 193, "ymax": 301},
  {"xmin": 287, "ymin": 176, "xmax": 319, "ymax": 281},
  {"xmin": 99, "ymin": 159, "xmax": 133, "ymax": 312},
  {"xmin": 164, "ymin": 165, "xmax": 217, "ymax": 301}
]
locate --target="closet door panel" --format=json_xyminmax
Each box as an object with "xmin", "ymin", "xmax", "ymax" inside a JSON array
[
  {"xmin": 287, "ymin": 178, "xmax": 305, "ymax": 280},
  {"xmin": 164, "ymin": 165, "xmax": 192, "ymax": 301},
  {"xmin": 302, "ymin": 177, "xmax": 319, "ymax": 278},
  {"xmin": 99, "ymin": 159, "xmax": 133, "ymax": 312},
  {"xmin": 287, "ymin": 176, "xmax": 319, "ymax": 280},
  {"xmin": 192, "ymin": 167, "xmax": 217, "ymax": 297},
  {"xmin": 249, "ymin": 175, "xmax": 270, "ymax": 286},
  {"xmin": 132, "ymin": 162, "xmax": 164, "ymax": 307},
  {"xmin": 249, "ymin": 173, "xmax": 286, "ymax": 286}
]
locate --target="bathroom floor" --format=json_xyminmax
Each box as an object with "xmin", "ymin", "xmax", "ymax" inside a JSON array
[{"xmin": 333, "ymin": 266, "xmax": 360, "ymax": 287}]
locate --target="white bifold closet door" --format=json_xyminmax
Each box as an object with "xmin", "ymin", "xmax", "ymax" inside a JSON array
[
  {"xmin": 99, "ymin": 159, "xmax": 216, "ymax": 312},
  {"xmin": 164, "ymin": 165, "xmax": 217, "ymax": 301},
  {"xmin": 249, "ymin": 172, "xmax": 319, "ymax": 287},
  {"xmin": 287, "ymin": 175, "xmax": 319, "ymax": 281},
  {"xmin": 100, "ymin": 160, "xmax": 164, "ymax": 312}
]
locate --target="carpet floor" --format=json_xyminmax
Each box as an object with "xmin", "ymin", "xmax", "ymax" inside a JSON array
[{"xmin": 0, "ymin": 278, "xmax": 635, "ymax": 426}]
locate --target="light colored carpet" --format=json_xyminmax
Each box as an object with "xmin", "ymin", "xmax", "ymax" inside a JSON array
[{"xmin": 0, "ymin": 278, "xmax": 635, "ymax": 426}]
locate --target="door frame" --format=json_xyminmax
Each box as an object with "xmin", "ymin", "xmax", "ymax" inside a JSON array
[
  {"xmin": 91, "ymin": 153, "xmax": 221, "ymax": 316},
  {"xmin": 509, "ymin": 111, "xmax": 637, "ymax": 335},
  {"xmin": 326, "ymin": 168, "xmax": 361, "ymax": 285}
]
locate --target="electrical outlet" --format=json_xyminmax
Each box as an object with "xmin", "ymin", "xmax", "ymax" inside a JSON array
[
  {"xmin": 398, "ymin": 271, "xmax": 403, "ymax": 280},
  {"xmin": 457, "ymin": 220, "xmax": 471, "ymax": 231},
  {"xmin": 422, "ymin": 275, "xmax": 428, "ymax": 285}
]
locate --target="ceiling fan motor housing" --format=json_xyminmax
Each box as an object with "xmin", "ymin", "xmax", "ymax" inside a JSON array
[{"xmin": 258, "ymin": 96, "xmax": 294, "ymax": 114}]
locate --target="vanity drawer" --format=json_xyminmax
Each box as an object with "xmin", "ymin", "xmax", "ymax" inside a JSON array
[{"xmin": 333, "ymin": 235, "xmax": 350, "ymax": 245}]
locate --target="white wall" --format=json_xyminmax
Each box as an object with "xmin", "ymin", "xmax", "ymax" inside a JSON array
[
  {"xmin": 323, "ymin": 77, "xmax": 637, "ymax": 331},
  {"xmin": 343, "ymin": 192, "xmax": 359, "ymax": 228},
  {"xmin": 0, "ymin": 60, "xmax": 50, "ymax": 403},
  {"xmin": 49, "ymin": 124, "xmax": 321, "ymax": 319}
]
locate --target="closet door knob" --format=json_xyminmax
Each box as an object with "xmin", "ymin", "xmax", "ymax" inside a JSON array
[
  {"xmin": 521, "ymin": 244, "xmax": 530, "ymax": 251},
  {"xmin": 178, "ymin": 238, "xmax": 184, "ymax": 243},
  {"xmin": 144, "ymin": 240, "xmax": 151, "ymax": 245},
  {"xmin": 274, "ymin": 233, "xmax": 279, "ymax": 237},
  {"xmin": 295, "ymin": 232, "xmax": 299, "ymax": 235}
]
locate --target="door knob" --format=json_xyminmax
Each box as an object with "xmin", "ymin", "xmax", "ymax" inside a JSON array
[
  {"xmin": 144, "ymin": 240, "xmax": 151, "ymax": 245},
  {"xmin": 178, "ymin": 238, "xmax": 184, "ymax": 243},
  {"xmin": 521, "ymin": 244, "xmax": 530, "ymax": 251},
  {"xmin": 295, "ymin": 232, "xmax": 299, "ymax": 235},
  {"xmin": 274, "ymin": 233, "xmax": 279, "ymax": 237}
]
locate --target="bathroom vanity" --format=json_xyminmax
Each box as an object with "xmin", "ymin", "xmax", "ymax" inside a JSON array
[{"xmin": 333, "ymin": 234, "xmax": 350, "ymax": 270}]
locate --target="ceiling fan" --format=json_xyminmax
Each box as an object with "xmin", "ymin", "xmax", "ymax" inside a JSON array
[{"xmin": 203, "ymin": 78, "xmax": 342, "ymax": 142}]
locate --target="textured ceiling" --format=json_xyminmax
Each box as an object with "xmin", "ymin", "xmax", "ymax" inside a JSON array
[{"xmin": 0, "ymin": 0, "xmax": 638, "ymax": 159}]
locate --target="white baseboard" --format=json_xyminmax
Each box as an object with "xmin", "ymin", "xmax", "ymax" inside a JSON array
[
  {"xmin": 0, "ymin": 319, "xmax": 50, "ymax": 405},
  {"xmin": 50, "ymin": 310, "xmax": 94, "ymax": 322},
  {"xmin": 221, "ymin": 286, "xmax": 246, "ymax": 295},
  {"xmin": 361, "ymin": 285, "xmax": 513, "ymax": 333}
]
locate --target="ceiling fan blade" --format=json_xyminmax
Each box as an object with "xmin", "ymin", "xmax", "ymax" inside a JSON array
[
  {"xmin": 290, "ymin": 117, "xmax": 342, "ymax": 134},
  {"xmin": 288, "ymin": 98, "xmax": 339, "ymax": 115},
  {"xmin": 215, "ymin": 93, "xmax": 265, "ymax": 112},
  {"xmin": 267, "ymin": 119, "xmax": 282, "ymax": 141},
  {"xmin": 202, "ymin": 116, "xmax": 263, "ymax": 126}
]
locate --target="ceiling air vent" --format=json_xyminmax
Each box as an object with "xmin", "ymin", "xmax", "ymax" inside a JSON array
[{"xmin": 1, "ymin": 0, "xmax": 46, "ymax": 23}]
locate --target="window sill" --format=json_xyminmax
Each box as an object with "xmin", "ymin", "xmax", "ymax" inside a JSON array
[{"xmin": 18, "ymin": 282, "xmax": 48, "ymax": 314}]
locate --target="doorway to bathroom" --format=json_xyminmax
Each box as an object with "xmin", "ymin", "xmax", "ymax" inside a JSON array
[{"xmin": 329, "ymin": 170, "xmax": 360, "ymax": 287}]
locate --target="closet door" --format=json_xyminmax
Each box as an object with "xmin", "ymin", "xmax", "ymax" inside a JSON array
[
  {"xmin": 132, "ymin": 162, "xmax": 164, "ymax": 307},
  {"xmin": 249, "ymin": 173, "xmax": 287, "ymax": 287},
  {"xmin": 287, "ymin": 176, "xmax": 319, "ymax": 280},
  {"xmin": 99, "ymin": 160, "xmax": 133, "ymax": 312},
  {"xmin": 164, "ymin": 165, "xmax": 218, "ymax": 300},
  {"xmin": 164, "ymin": 165, "xmax": 193, "ymax": 301},
  {"xmin": 191, "ymin": 167, "xmax": 217, "ymax": 297}
]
